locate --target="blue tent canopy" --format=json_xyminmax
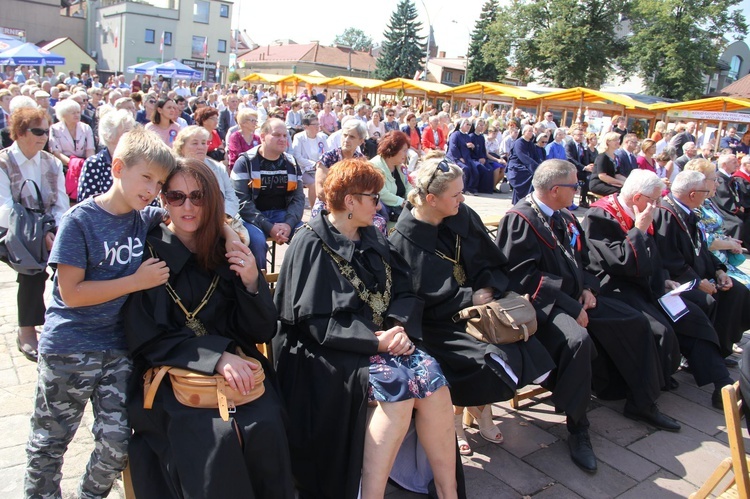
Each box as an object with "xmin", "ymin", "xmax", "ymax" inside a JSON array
[
  {"xmin": 126, "ymin": 60, "xmax": 158, "ymax": 75},
  {"xmin": 152, "ymin": 59, "xmax": 201, "ymax": 80},
  {"xmin": 0, "ymin": 35, "xmax": 24, "ymax": 53},
  {"xmin": 0, "ymin": 42, "xmax": 65, "ymax": 66}
]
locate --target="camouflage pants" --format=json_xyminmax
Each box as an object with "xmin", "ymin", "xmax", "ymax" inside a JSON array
[{"xmin": 25, "ymin": 351, "xmax": 132, "ymax": 499}]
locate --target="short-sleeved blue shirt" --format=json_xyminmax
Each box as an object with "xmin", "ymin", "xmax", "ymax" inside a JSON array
[{"xmin": 40, "ymin": 197, "xmax": 164, "ymax": 354}]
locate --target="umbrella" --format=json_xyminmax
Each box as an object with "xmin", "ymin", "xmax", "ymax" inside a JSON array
[
  {"xmin": 0, "ymin": 35, "xmax": 24, "ymax": 53},
  {"xmin": 126, "ymin": 60, "xmax": 158, "ymax": 75},
  {"xmin": 152, "ymin": 59, "xmax": 201, "ymax": 80},
  {"xmin": 0, "ymin": 42, "xmax": 65, "ymax": 66}
]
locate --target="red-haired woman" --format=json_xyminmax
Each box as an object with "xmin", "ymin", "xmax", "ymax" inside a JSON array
[
  {"xmin": 193, "ymin": 106, "xmax": 225, "ymax": 162},
  {"xmin": 370, "ymin": 130, "xmax": 412, "ymax": 223},
  {"xmin": 274, "ymin": 158, "xmax": 463, "ymax": 499},
  {"xmin": 124, "ymin": 158, "xmax": 294, "ymax": 498}
]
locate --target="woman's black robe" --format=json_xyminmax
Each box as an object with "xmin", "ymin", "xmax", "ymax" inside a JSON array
[
  {"xmin": 124, "ymin": 224, "xmax": 294, "ymax": 499},
  {"xmin": 390, "ymin": 203, "xmax": 555, "ymax": 407},
  {"xmin": 271, "ymin": 213, "xmax": 425, "ymax": 499}
]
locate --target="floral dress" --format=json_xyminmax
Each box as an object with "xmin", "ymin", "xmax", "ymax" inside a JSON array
[
  {"xmin": 696, "ymin": 199, "xmax": 750, "ymax": 287},
  {"xmin": 368, "ymin": 350, "xmax": 448, "ymax": 402}
]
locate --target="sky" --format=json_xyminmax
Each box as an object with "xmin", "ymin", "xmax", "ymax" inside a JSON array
[{"xmin": 236, "ymin": 0, "xmax": 750, "ymax": 60}]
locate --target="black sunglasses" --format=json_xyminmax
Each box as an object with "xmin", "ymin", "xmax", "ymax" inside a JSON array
[
  {"xmin": 164, "ymin": 190, "xmax": 205, "ymax": 207},
  {"xmin": 425, "ymin": 159, "xmax": 451, "ymax": 194},
  {"xmin": 29, "ymin": 128, "xmax": 50, "ymax": 137},
  {"xmin": 353, "ymin": 192, "xmax": 380, "ymax": 204},
  {"xmin": 553, "ymin": 183, "xmax": 580, "ymax": 190}
]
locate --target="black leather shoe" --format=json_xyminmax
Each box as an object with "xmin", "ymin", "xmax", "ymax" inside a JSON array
[
  {"xmin": 624, "ymin": 403, "xmax": 681, "ymax": 432},
  {"xmin": 662, "ymin": 376, "xmax": 679, "ymax": 391},
  {"xmin": 568, "ymin": 431, "xmax": 597, "ymax": 472},
  {"xmin": 578, "ymin": 201, "xmax": 590, "ymax": 209},
  {"xmin": 725, "ymin": 357, "xmax": 739, "ymax": 367},
  {"xmin": 712, "ymin": 389, "xmax": 724, "ymax": 410},
  {"xmin": 16, "ymin": 331, "xmax": 38, "ymax": 363}
]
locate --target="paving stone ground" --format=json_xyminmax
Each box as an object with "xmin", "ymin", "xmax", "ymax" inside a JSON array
[{"xmin": 0, "ymin": 190, "xmax": 746, "ymax": 498}]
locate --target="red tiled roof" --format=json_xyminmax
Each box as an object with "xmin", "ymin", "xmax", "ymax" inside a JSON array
[
  {"xmin": 238, "ymin": 42, "xmax": 376, "ymax": 72},
  {"xmin": 720, "ymin": 73, "xmax": 750, "ymax": 98}
]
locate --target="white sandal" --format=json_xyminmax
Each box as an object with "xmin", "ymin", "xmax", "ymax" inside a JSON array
[
  {"xmin": 454, "ymin": 413, "xmax": 472, "ymax": 455},
  {"xmin": 466, "ymin": 406, "xmax": 503, "ymax": 444}
]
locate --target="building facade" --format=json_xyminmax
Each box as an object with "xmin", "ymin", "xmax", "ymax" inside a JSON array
[
  {"xmin": 1, "ymin": 0, "xmax": 85, "ymax": 54},
  {"xmin": 93, "ymin": 0, "xmax": 233, "ymax": 82}
]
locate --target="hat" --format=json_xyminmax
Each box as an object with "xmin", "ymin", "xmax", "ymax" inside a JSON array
[{"xmin": 34, "ymin": 90, "xmax": 50, "ymax": 98}]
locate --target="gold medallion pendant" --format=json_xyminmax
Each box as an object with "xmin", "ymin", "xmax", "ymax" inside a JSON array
[
  {"xmin": 185, "ymin": 316, "xmax": 208, "ymax": 337},
  {"xmin": 453, "ymin": 264, "xmax": 467, "ymax": 286}
]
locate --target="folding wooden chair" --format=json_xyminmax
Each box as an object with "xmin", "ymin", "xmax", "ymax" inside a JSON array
[
  {"xmin": 256, "ymin": 272, "xmax": 279, "ymax": 362},
  {"xmin": 690, "ymin": 381, "xmax": 750, "ymax": 498}
]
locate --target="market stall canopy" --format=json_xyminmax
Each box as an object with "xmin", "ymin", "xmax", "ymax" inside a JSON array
[
  {"xmin": 241, "ymin": 72, "xmax": 287, "ymax": 83},
  {"xmin": 524, "ymin": 86, "xmax": 653, "ymax": 110},
  {"xmin": 277, "ymin": 73, "xmax": 332, "ymax": 86},
  {"xmin": 370, "ymin": 78, "xmax": 451, "ymax": 97},
  {"xmin": 649, "ymin": 96, "xmax": 750, "ymax": 112},
  {"xmin": 323, "ymin": 76, "xmax": 384, "ymax": 91},
  {"xmin": 0, "ymin": 42, "xmax": 65, "ymax": 66},
  {"xmin": 441, "ymin": 81, "xmax": 539, "ymax": 101},
  {"xmin": 126, "ymin": 60, "xmax": 158, "ymax": 75},
  {"xmin": 152, "ymin": 59, "xmax": 202, "ymax": 80}
]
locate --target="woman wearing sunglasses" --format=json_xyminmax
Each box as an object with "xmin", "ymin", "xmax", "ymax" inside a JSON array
[
  {"xmin": 135, "ymin": 92, "xmax": 158, "ymax": 125},
  {"xmin": 274, "ymin": 158, "xmax": 462, "ymax": 499},
  {"xmin": 0, "ymin": 107, "xmax": 69, "ymax": 362},
  {"xmin": 123, "ymin": 158, "xmax": 294, "ymax": 499},
  {"xmin": 390, "ymin": 154, "xmax": 554, "ymax": 456}
]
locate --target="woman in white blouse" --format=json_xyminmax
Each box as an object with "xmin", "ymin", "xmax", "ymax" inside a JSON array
[{"xmin": 49, "ymin": 99, "xmax": 95, "ymax": 168}]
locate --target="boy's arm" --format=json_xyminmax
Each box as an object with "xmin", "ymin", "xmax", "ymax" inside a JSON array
[{"xmin": 56, "ymin": 259, "xmax": 169, "ymax": 308}]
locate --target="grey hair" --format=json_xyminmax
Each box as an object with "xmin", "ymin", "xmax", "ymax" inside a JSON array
[
  {"xmin": 553, "ymin": 128, "xmax": 566, "ymax": 140},
  {"xmin": 9, "ymin": 96, "xmax": 37, "ymax": 114},
  {"xmin": 342, "ymin": 118, "xmax": 368, "ymax": 140},
  {"xmin": 717, "ymin": 153, "xmax": 738, "ymax": 172},
  {"xmin": 531, "ymin": 159, "xmax": 576, "ymax": 191},
  {"xmin": 172, "ymin": 125, "xmax": 210, "ymax": 156},
  {"xmin": 54, "ymin": 98, "xmax": 81, "ymax": 121},
  {"xmin": 620, "ymin": 169, "xmax": 664, "ymax": 202},
  {"xmin": 522, "ymin": 124, "xmax": 534, "ymax": 134},
  {"xmin": 408, "ymin": 153, "xmax": 464, "ymax": 206},
  {"xmin": 98, "ymin": 109, "xmax": 136, "ymax": 150},
  {"xmin": 683, "ymin": 141, "xmax": 696, "ymax": 152},
  {"xmin": 671, "ymin": 170, "xmax": 705, "ymax": 197}
]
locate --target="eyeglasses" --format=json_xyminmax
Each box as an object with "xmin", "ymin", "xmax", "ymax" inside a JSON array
[
  {"xmin": 693, "ymin": 189, "xmax": 711, "ymax": 195},
  {"xmin": 352, "ymin": 192, "xmax": 380, "ymax": 204},
  {"xmin": 538, "ymin": 140, "xmax": 548, "ymax": 145},
  {"xmin": 29, "ymin": 128, "xmax": 50, "ymax": 136},
  {"xmin": 425, "ymin": 160, "xmax": 451, "ymax": 194},
  {"xmin": 553, "ymin": 183, "xmax": 580, "ymax": 190},
  {"xmin": 147, "ymin": 100, "xmax": 156, "ymax": 104},
  {"xmin": 164, "ymin": 190, "xmax": 205, "ymax": 206},
  {"xmin": 639, "ymin": 193, "xmax": 661, "ymax": 204}
]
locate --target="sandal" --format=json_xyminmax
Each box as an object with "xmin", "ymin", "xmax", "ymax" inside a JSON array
[
  {"xmin": 454, "ymin": 413, "xmax": 472, "ymax": 455},
  {"xmin": 466, "ymin": 406, "xmax": 503, "ymax": 444}
]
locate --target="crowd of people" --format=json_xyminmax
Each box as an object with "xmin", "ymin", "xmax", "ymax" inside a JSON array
[{"xmin": 2, "ymin": 68, "xmax": 750, "ymax": 498}]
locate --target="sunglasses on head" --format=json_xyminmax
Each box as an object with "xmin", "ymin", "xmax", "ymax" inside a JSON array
[
  {"xmin": 425, "ymin": 159, "xmax": 451, "ymax": 194},
  {"xmin": 164, "ymin": 190, "xmax": 205, "ymax": 207},
  {"xmin": 29, "ymin": 128, "xmax": 50, "ymax": 137}
]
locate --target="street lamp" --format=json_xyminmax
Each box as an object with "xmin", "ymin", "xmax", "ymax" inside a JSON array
[
  {"xmin": 418, "ymin": 0, "xmax": 431, "ymax": 81},
  {"xmin": 451, "ymin": 20, "xmax": 471, "ymax": 83}
]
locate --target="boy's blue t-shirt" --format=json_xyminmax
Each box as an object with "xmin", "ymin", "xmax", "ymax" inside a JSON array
[{"xmin": 40, "ymin": 197, "xmax": 164, "ymax": 355}]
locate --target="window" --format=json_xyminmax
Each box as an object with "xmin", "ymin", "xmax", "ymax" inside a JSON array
[
  {"xmin": 164, "ymin": 31, "xmax": 172, "ymax": 46},
  {"xmin": 193, "ymin": 0, "xmax": 209, "ymax": 23},
  {"xmin": 728, "ymin": 55, "xmax": 743, "ymax": 82},
  {"xmin": 192, "ymin": 35, "xmax": 207, "ymax": 59},
  {"xmin": 442, "ymin": 71, "xmax": 452, "ymax": 83},
  {"xmin": 145, "ymin": 29, "xmax": 155, "ymax": 44},
  {"xmin": 459, "ymin": 73, "xmax": 465, "ymax": 84},
  {"xmin": 217, "ymin": 39, "xmax": 227, "ymax": 53},
  {"xmin": 220, "ymin": 4, "xmax": 229, "ymax": 17}
]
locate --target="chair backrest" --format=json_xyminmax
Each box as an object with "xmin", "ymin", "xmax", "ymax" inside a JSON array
[{"xmin": 722, "ymin": 381, "xmax": 750, "ymax": 497}]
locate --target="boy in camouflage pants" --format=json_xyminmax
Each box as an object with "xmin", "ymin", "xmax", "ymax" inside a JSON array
[{"xmin": 24, "ymin": 129, "xmax": 176, "ymax": 498}]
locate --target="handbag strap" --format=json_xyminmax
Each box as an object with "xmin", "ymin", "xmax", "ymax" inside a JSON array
[
  {"xmin": 143, "ymin": 366, "xmax": 172, "ymax": 410},
  {"xmin": 15, "ymin": 179, "xmax": 45, "ymax": 211}
]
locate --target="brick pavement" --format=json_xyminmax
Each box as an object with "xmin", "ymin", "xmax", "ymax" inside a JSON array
[{"xmin": 0, "ymin": 190, "xmax": 746, "ymax": 498}]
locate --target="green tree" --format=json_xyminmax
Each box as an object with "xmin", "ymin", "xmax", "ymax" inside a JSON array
[
  {"xmin": 333, "ymin": 28, "xmax": 373, "ymax": 52},
  {"xmin": 375, "ymin": 0, "xmax": 426, "ymax": 80},
  {"xmin": 483, "ymin": 0, "xmax": 628, "ymax": 88},
  {"xmin": 623, "ymin": 0, "xmax": 747, "ymax": 100},
  {"xmin": 466, "ymin": 0, "xmax": 500, "ymax": 83}
]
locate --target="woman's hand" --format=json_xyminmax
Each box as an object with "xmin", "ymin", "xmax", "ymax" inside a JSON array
[
  {"xmin": 472, "ymin": 287, "xmax": 494, "ymax": 306},
  {"xmin": 579, "ymin": 289, "xmax": 597, "ymax": 310},
  {"xmin": 698, "ymin": 278, "xmax": 717, "ymax": 295},
  {"xmin": 375, "ymin": 325, "xmax": 415, "ymax": 356},
  {"xmin": 215, "ymin": 351, "xmax": 261, "ymax": 395},
  {"xmin": 226, "ymin": 240, "xmax": 259, "ymax": 293}
]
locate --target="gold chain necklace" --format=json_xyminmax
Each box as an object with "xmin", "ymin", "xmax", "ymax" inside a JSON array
[
  {"xmin": 319, "ymin": 242, "xmax": 392, "ymax": 327},
  {"xmin": 148, "ymin": 244, "xmax": 220, "ymax": 336},
  {"xmin": 434, "ymin": 235, "xmax": 467, "ymax": 285}
]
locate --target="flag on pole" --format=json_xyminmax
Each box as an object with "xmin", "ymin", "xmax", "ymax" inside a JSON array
[
  {"xmin": 203, "ymin": 37, "xmax": 208, "ymax": 58},
  {"xmin": 113, "ymin": 26, "xmax": 119, "ymax": 48},
  {"xmin": 160, "ymin": 31, "xmax": 164, "ymax": 53}
]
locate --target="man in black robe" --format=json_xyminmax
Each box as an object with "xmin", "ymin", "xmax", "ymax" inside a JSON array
[
  {"xmin": 584, "ymin": 169, "xmax": 733, "ymax": 409},
  {"xmin": 713, "ymin": 153, "xmax": 750, "ymax": 250},
  {"xmin": 652, "ymin": 170, "xmax": 750, "ymax": 395},
  {"xmin": 496, "ymin": 160, "xmax": 680, "ymax": 473}
]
